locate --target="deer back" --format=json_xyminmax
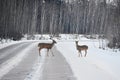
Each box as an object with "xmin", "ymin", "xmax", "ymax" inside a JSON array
[
  {"xmin": 38, "ymin": 40, "xmax": 56, "ymax": 49},
  {"xmin": 77, "ymin": 45, "xmax": 88, "ymax": 50},
  {"xmin": 75, "ymin": 41, "xmax": 88, "ymax": 50}
]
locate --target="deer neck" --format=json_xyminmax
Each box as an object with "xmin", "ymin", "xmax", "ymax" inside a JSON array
[
  {"xmin": 52, "ymin": 42, "xmax": 55, "ymax": 46},
  {"xmin": 76, "ymin": 42, "xmax": 78, "ymax": 45},
  {"xmin": 76, "ymin": 42, "xmax": 78, "ymax": 49}
]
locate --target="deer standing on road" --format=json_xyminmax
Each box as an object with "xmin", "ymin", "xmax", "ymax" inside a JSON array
[
  {"xmin": 75, "ymin": 41, "xmax": 88, "ymax": 57},
  {"xmin": 38, "ymin": 40, "xmax": 56, "ymax": 56}
]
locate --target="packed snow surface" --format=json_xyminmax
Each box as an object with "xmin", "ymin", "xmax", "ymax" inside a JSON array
[
  {"xmin": 0, "ymin": 34, "xmax": 120, "ymax": 80},
  {"xmin": 56, "ymin": 38, "xmax": 120, "ymax": 80}
]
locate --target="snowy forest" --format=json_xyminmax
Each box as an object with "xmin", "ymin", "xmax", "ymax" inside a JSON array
[{"xmin": 0, "ymin": 0, "xmax": 120, "ymax": 48}]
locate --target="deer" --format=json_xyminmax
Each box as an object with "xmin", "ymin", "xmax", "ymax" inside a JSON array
[
  {"xmin": 38, "ymin": 39, "xmax": 57, "ymax": 56},
  {"xmin": 75, "ymin": 41, "xmax": 88, "ymax": 57}
]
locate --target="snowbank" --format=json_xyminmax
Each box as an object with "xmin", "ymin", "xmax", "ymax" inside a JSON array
[{"xmin": 56, "ymin": 38, "xmax": 120, "ymax": 80}]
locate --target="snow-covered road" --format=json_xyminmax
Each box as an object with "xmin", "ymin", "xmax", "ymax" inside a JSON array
[
  {"xmin": 0, "ymin": 41, "xmax": 75, "ymax": 80},
  {"xmin": 0, "ymin": 42, "xmax": 38, "ymax": 80},
  {"xmin": 41, "ymin": 47, "xmax": 76, "ymax": 80},
  {"xmin": 0, "ymin": 39, "xmax": 120, "ymax": 80}
]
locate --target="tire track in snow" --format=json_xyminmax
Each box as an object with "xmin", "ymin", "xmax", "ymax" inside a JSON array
[
  {"xmin": 0, "ymin": 43, "xmax": 31, "ymax": 64},
  {"xmin": 24, "ymin": 51, "xmax": 46, "ymax": 80},
  {"xmin": 0, "ymin": 43, "xmax": 36, "ymax": 79}
]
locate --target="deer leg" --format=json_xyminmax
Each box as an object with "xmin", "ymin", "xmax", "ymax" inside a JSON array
[
  {"xmin": 78, "ymin": 51, "xmax": 82, "ymax": 57},
  {"xmin": 47, "ymin": 49, "xmax": 49, "ymax": 57},
  {"xmin": 39, "ymin": 48, "xmax": 41, "ymax": 56},
  {"xmin": 80, "ymin": 51, "xmax": 82, "ymax": 57},
  {"xmin": 50, "ymin": 50, "xmax": 54, "ymax": 56},
  {"xmin": 78, "ymin": 51, "xmax": 80, "ymax": 57},
  {"xmin": 84, "ymin": 50, "xmax": 87, "ymax": 57}
]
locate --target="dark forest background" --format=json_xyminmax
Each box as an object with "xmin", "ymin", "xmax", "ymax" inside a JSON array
[{"xmin": 0, "ymin": 0, "xmax": 120, "ymax": 48}]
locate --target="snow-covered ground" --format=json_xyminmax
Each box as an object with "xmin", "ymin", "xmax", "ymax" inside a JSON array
[
  {"xmin": 0, "ymin": 40, "xmax": 37, "ymax": 49},
  {"xmin": 0, "ymin": 34, "xmax": 120, "ymax": 80},
  {"xmin": 56, "ymin": 37, "xmax": 120, "ymax": 80},
  {"xmin": 0, "ymin": 42, "xmax": 36, "ymax": 79}
]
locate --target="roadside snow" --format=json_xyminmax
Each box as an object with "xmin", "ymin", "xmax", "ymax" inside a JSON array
[
  {"xmin": 0, "ymin": 41, "xmax": 20, "ymax": 49},
  {"xmin": 56, "ymin": 39, "xmax": 120, "ymax": 80},
  {"xmin": 0, "ymin": 40, "xmax": 38, "ymax": 49}
]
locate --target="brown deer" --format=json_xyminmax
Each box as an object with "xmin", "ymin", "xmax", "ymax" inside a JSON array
[
  {"xmin": 75, "ymin": 41, "xmax": 88, "ymax": 57},
  {"xmin": 38, "ymin": 39, "xmax": 56, "ymax": 56}
]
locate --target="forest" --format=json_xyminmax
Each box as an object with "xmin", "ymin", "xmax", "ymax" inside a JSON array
[{"xmin": 0, "ymin": 0, "xmax": 120, "ymax": 48}]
